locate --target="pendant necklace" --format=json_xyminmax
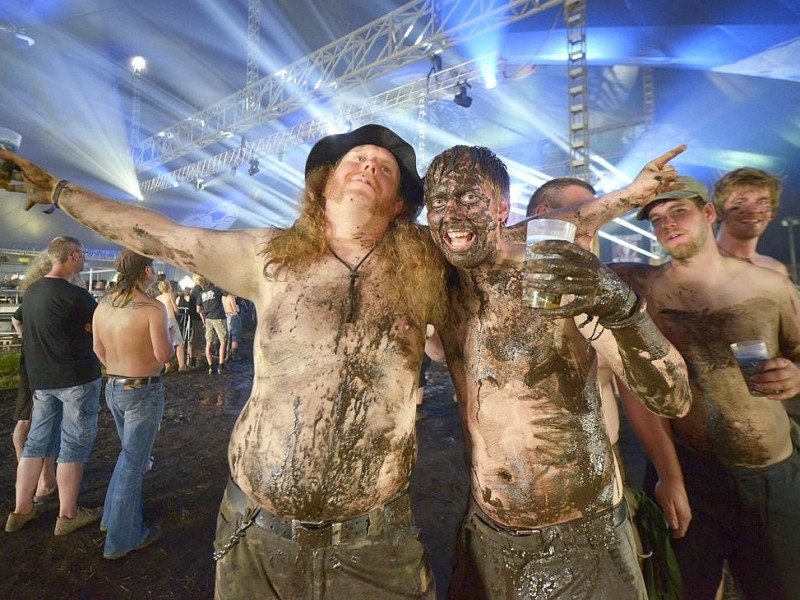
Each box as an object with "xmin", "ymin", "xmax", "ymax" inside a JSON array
[
  {"xmin": 718, "ymin": 244, "xmax": 755, "ymax": 264},
  {"xmin": 328, "ymin": 243, "xmax": 379, "ymax": 323}
]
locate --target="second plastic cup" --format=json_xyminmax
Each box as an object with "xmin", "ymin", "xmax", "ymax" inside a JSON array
[
  {"xmin": 524, "ymin": 218, "xmax": 577, "ymax": 309},
  {"xmin": 730, "ymin": 340, "xmax": 769, "ymax": 396}
]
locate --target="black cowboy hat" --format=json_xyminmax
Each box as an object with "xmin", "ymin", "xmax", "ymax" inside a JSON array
[{"xmin": 304, "ymin": 124, "xmax": 424, "ymax": 219}]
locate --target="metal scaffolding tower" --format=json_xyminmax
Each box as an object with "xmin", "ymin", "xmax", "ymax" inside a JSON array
[
  {"xmin": 246, "ymin": 0, "xmax": 261, "ymax": 116},
  {"xmin": 130, "ymin": 61, "xmax": 144, "ymax": 157},
  {"xmin": 642, "ymin": 66, "xmax": 655, "ymax": 124},
  {"xmin": 564, "ymin": 0, "xmax": 589, "ymax": 182},
  {"xmin": 133, "ymin": 0, "xmax": 562, "ymax": 175}
]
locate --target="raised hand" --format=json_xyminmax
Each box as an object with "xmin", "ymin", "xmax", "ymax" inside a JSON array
[
  {"xmin": 523, "ymin": 239, "xmax": 636, "ymax": 321},
  {"xmin": 0, "ymin": 148, "xmax": 60, "ymax": 211},
  {"xmin": 626, "ymin": 144, "xmax": 687, "ymax": 206}
]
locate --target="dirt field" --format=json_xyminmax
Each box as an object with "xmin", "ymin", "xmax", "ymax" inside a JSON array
[{"xmin": 0, "ymin": 346, "xmax": 469, "ymax": 599}]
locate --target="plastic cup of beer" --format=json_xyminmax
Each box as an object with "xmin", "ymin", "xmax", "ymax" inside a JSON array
[
  {"xmin": 730, "ymin": 340, "xmax": 769, "ymax": 396},
  {"xmin": 524, "ymin": 218, "xmax": 577, "ymax": 309}
]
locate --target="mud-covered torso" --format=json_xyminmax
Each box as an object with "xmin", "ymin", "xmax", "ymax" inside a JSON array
[
  {"xmin": 619, "ymin": 262, "xmax": 798, "ymax": 468},
  {"xmin": 440, "ymin": 261, "xmax": 615, "ymax": 528},
  {"xmin": 229, "ymin": 252, "xmax": 426, "ymax": 520}
]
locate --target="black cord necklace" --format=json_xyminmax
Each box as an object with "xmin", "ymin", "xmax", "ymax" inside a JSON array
[
  {"xmin": 328, "ymin": 244, "xmax": 379, "ymax": 323},
  {"xmin": 718, "ymin": 244, "xmax": 755, "ymax": 264}
]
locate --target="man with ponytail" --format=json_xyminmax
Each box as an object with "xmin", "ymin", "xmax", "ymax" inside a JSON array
[{"xmin": 92, "ymin": 249, "xmax": 174, "ymax": 559}]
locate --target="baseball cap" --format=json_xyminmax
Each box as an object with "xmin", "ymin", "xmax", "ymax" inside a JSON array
[
  {"xmin": 304, "ymin": 124, "xmax": 423, "ymax": 219},
  {"xmin": 636, "ymin": 176, "xmax": 709, "ymax": 220}
]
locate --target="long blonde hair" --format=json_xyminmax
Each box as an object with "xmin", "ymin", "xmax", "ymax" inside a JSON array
[
  {"xmin": 21, "ymin": 250, "xmax": 83, "ymax": 291},
  {"xmin": 259, "ymin": 167, "xmax": 448, "ymax": 328}
]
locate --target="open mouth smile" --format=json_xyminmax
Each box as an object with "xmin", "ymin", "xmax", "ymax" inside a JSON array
[{"xmin": 443, "ymin": 229, "xmax": 475, "ymax": 251}]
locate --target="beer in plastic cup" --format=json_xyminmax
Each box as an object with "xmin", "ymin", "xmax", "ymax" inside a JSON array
[
  {"xmin": 524, "ymin": 219, "xmax": 577, "ymax": 309},
  {"xmin": 730, "ymin": 340, "xmax": 769, "ymax": 396}
]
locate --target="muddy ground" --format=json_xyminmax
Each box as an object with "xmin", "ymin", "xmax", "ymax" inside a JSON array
[{"xmin": 0, "ymin": 344, "xmax": 470, "ymax": 599}]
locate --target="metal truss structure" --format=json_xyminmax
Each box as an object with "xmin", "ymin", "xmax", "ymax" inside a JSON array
[
  {"xmin": 134, "ymin": 0, "xmax": 563, "ymax": 174},
  {"xmin": 139, "ymin": 58, "xmax": 486, "ymax": 195},
  {"xmin": 565, "ymin": 0, "xmax": 589, "ymax": 182}
]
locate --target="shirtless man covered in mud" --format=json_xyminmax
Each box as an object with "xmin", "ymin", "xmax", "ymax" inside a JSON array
[
  {"xmin": 423, "ymin": 145, "xmax": 692, "ymax": 599},
  {"xmin": 0, "ymin": 124, "xmax": 447, "ymax": 599},
  {"xmin": 614, "ymin": 178, "xmax": 800, "ymax": 599}
]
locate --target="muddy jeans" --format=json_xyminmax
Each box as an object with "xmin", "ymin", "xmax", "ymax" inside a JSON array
[
  {"xmin": 448, "ymin": 499, "xmax": 646, "ymax": 600},
  {"xmin": 214, "ymin": 485, "xmax": 435, "ymax": 599}
]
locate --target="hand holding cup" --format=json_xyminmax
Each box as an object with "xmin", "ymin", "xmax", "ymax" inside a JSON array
[{"xmin": 730, "ymin": 340, "xmax": 770, "ymax": 396}]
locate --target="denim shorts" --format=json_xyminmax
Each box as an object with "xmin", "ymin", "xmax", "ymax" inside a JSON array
[{"xmin": 23, "ymin": 378, "xmax": 102, "ymax": 463}]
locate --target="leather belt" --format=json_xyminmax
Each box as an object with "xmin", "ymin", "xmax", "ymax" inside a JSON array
[
  {"xmin": 225, "ymin": 478, "xmax": 410, "ymax": 547},
  {"xmin": 106, "ymin": 375, "xmax": 162, "ymax": 387}
]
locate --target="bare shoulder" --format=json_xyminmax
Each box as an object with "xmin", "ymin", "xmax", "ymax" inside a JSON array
[
  {"xmin": 750, "ymin": 260, "xmax": 798, "ymax": 295},
  {"xmin": 754, "ymin": 253, "xmax": 790, "ymax": 278}
]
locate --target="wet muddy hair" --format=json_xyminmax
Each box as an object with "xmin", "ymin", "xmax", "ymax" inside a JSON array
[
  {"xmin": 712, "ymin": 167, "xmax": 782, "ymax": 213},
  {"xmin": 258, "ymin": 166, "xmax": 448, "ymax": 328},
  {"xmin": 424, "ymin": 145, "xmax": 511, "ymax": 210}
]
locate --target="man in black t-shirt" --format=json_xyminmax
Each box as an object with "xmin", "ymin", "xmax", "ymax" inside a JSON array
[
  {"xmin": 195, "ymin": 275, "xmax": 228, "ymax": 374},
  {"xmin": 6, "ymin": 236, "xmax": 103, "ymax": 535}
]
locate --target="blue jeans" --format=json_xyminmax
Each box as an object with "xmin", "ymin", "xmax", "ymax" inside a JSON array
[
  {"xmin": 226, "ymin": 314, "xmax": 242, "ymax": 343},
  {"xmin": 24, "ymin": 379, "xmax": 101, "ymax": 462},
  {"xmin": 102, "ymin": 380, "xmax": 164, "ymax": 557}
]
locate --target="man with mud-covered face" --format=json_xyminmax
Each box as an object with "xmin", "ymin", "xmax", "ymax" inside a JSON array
[
  {"xmin": 424, "ymin": 145, "xmax": 692, "ymax": 599},
  {"xmin": 613, "ymin": 179, "xmax": 800, "ymax": 599},
  {"xmin": 0, "ymin": 124, "xmax": 446, "ymax": 599}
]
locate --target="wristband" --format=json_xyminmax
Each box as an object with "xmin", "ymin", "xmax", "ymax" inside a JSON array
[{"xmin": 52, "ymin": 179, "xmax": 70, "ymax": 209}]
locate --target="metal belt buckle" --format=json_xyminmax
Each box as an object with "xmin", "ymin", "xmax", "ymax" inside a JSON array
[
  {"xmin": 123, "ymin": 383, "xmax": 142, "ymax": 391},
  {"xmin": 291, "ymin": 520, "xmax": 340, "ymax": 547}
]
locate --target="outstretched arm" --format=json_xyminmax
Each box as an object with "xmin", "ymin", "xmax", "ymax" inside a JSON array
[{"xmin": 1, "ymin": 149, "xmax": 267, "ymax": 301}]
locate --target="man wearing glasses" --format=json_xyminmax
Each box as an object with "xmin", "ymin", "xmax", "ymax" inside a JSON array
[{"xmin": 6, "ymin": 236, "xmax": 104, "ymax": 536}]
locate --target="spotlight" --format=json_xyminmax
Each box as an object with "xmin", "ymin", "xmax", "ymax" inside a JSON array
[
  {"xmin": 453, "ymin": 82, "xmax": 472, "ymax": 108},
  {"xmin": 248, "ymin": 158, "xmax": 260, "ymax": 176}
]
